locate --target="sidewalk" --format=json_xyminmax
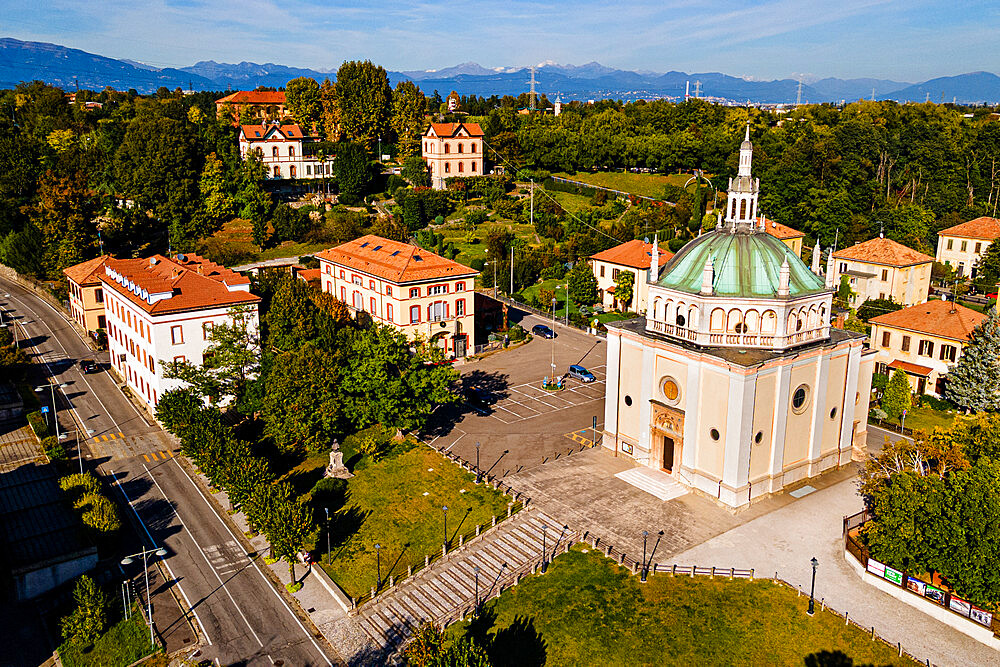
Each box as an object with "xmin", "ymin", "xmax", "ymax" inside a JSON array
[{"xmin": 671, "ymin": 477, "xmax": 995, "ymax": 667}]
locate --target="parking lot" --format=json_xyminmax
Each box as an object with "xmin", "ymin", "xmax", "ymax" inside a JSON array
[{"xmin": 486, "ymin": 364, "xmax": 607, "ymax": 423}]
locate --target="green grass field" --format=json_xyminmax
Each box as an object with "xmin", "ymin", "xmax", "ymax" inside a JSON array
[
  {"xmin": 446, "ymin": 548, "xmax": 916, "ymax": 666},
  {"xmin": 437, "ymin": 219, "xmax": 539, "ymax": 269},
  {"xmin": 322, "ymin": 445, "xmax": 511, "ymax": 599},
  {"xmin": 902, "ymin": 405, "xmax": 966, "ymax": 434},
  {"xmin": 59, "ymin": 607, "xmax": 158, "ymax": 667},
  {"xmin": 554, "ymin": 171, "xmax": 694, "ymax": 199}
]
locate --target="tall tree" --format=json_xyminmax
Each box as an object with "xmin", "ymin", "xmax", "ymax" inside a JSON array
[
  {"xmin": 334, "ymin": 61, "xmax": 392, "ymax": 151},
  {"xmin": 568, "ymin": 260, "xmax": 598, "ymax": 306},
  {"xmin": 261, "ymin": 343, "xmax": 343, "ymax": 455},
  {"xmin": 391, "ymin": 80, "xmax": 426, "ymax": 159},
  {"xmin": 60, "ymin": 576, "xmax": 109, "ymax": 646},
  {"xmin": 334, "ymin": 141, "xmax": 374, "ymax": 202},
  {"xmin": 198, "ymin": 152, "xmax": 234, "ymax": 233},
  {"xmin": 881, "ymin": 368, "xmax": 912, "ymax": 421},
  {"xmin": 614, "ymin": 270, "xmax": 635, "ymax": 311},
  {"xmin": 265, "ymin": 486, "xmax": 315, "ymax": 585},
  {"xmin": 25, "ymin": 170, "xmax": 98, "ymax": 276},
  {"xmin": 946, "ymin": 309, "xmax": 1000, "ymax": 412},
  {"xmin": 285, "ymin": 77, "xmax": 322, "ymax": 131}
]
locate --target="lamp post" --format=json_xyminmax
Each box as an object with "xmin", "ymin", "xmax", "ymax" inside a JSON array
[
  {"xmin": 60, "ymin": 427, "xmax": 96, "ymax": 474},
  {"xmin": 550, "ymin": 297, "xmax": 557, "ymax": 386},
  {"xmin": 121, "ymin": 546, "xmax": 168, "ymax": 647},
  {"xmin": 324, "ymin": 507, "xmax": 331, "ymax": 565},
  {"xmin": 541, "ymin": 524, "xmax": 547, "ymax": 572},
  {"xmin": 442, "ymin": 505, "xmax": 449, "ymax": 551},
  {"xmin": 35, "ymin": 382, "xmax": 68, "ymax": 440},
  {"xmin": 563, "ymin": 283, "xmax": 569, "ymax": 326},
  {"xmin": 375, "ymin": 543, "xmax": 382, "ymax": 591},
  {"xmin": 641, "ymin": 530, "xmax": 649, "ymax": 582},
  {"xmin": 808, "ymin": 557, "xmax": 818, "ymax": 615},
  {"xmin": 474, "ymin": 565, "xmax": 480, "ymax": 615},
  {"xmin": 475, "ymin": 442, "xmax": 481, "ymax": 482}
]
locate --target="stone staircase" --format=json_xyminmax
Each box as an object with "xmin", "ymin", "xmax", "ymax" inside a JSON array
[
  {"xmin": 614, "ymin": 466, "xmax": 688, "ymax": 501},
  {"xmin": 357, "ymin": 507, "xmax": 576, "ymax": 648}
]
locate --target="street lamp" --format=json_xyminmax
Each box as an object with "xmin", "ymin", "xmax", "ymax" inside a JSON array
[
  {"xmin": 550, "ymin": 297, "xmax": 557, "ymax": 386},
  {"xmin": 541, "ymin": 524, "xmax": 547, "ymax": 572},
  {"xmin": 475, "ymin": 442, "xmax": 481, "ymax": 482},
  {"xmin": 474, "ymin": 565, "xmax": 480, "ymax": 615},
  {"xmin": 60, "ymin": 427, "xmax": 96, "ymax": 474},
  {"xmin": 374, "ymin": 543, "xmax": 382, "ymax": 591},
  {"xmin": 442, "ymin": 505, "xmax": 449, "ymax": 551},
  {"xmin": 808, "ymin": 557, "xmax": 818, "ymax": 615},
  {"xmin": 121, "ymin": 546, "xmax": 168, "ymax": 647},
  {"xmin": 484, "ymin": 261, "xmax": 497, "ymax": 299},
  {"xmin": 563, "ymin": 283, "xmax": 569, "ymax": 326},
  {"xmin": 35, "ymin": 382, "xmax": 68, "ymax": 440},
  {"xmin": 641, "ymin": 530, "xmax": 649, "ymax": 582},
  {"xmin": 324, "ymin": 507, "xmax": 331, "ymax": 565}
]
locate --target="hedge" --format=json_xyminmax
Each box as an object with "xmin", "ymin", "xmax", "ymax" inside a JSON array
[
  {"xmin": 543, "ymin": 177, "xmax": 598, "ymax": 198},
  {"xmin": 27, "ymin": 410, "xmax": 50, "ymax": 437}
]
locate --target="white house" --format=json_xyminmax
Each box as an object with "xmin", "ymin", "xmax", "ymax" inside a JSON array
[
  {"xmin": 936, "ymin": 216, "xmax": 1000, "ymax": 279},
  {"xmin": 830, "ymin": 237, "xmax": 934, "ymax": 308},
  {"xmin": 99, "ymin": 253, "xmax": 260, "ymax": 411},
  {"xmin": 589, "ymin": 239, "xmax": 673, "ymax": 314},
  {"xmin": 239, "ymin": 122, "xmax": 330, "ymax": 181},
  {"xmin": 422, "ymin": 123, "xmax": 485, "ymax": 190}
]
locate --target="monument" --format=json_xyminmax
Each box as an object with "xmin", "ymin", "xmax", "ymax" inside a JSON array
[{"xmin": 325, "ymin": 440, "xmax": 353, "ymax": 479}]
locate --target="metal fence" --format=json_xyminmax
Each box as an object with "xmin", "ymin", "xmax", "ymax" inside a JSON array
[{"xmin": 867, "ymin": 417, "xmax": 914, "ymax": 437}]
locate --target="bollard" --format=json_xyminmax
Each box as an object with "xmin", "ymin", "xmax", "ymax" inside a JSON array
[
  {"xmin": 459, "ymin": 534, "xmax": 464, "ymax": 547},
  {"xmin": 476, "ymin": 525, "xmax": 481, "ymax": 536},
  {"xmin": 652, "ymin": 563, "xmax": 657, "ymax": 575},
  {"xmin": 897, "ymin": 643, "xmax": 902, "ymax": 657},
  {"xmin": 389, "ymin": 576, "xmax": 394, "ymax": 588},
  {"xmin": 749, "ymin": 568, "xmax": 754, "ymax": 580},
  {"xmin": 591, "ymin": 536, "xmax": 599, "ymax": 548},
  {"xmin": 711, "ymin": 566, "xmax": 716, "ymax": 578},
  {"xmin": 632, "ymin": 562, "xmax": 638, "ymax": 574},
  {"xmin": 371, "ymin": 586, "xmax": 376, "ymax": 598},
  {"xmin": 845, "ymin": 611, "xmax": 849, "ymax": 626},
  {"xmin": 507, "ymin": 503, "xmax": 513, "ymax": 518},
  {"xmin": 606, "ymin": 544, "xmax": 613, "ymax": 556},
  {"xmin": 871, "ymin": 626, "xmax": 875, "ymax": 640},
  {"xmin": 821, "ymin": 598, "xmax": 825, "ymax": 611},
  {"xmin": 492, "ymin": 515, "xmax": 497, "ymax": 527},
  {"xmin": 672, "ymin": 564, "xmax": 676, "ymax": 577},
  {"xmin": 351, "ymin": 598, "xmax": 355, "ymax": 610},
  {"xmin": 442, "ymin": 544, "xmax": 447, "ymax": 557},
  {"xmin": 425, "ymin": 555, "xmax": 430, "ymax": 567},
  {"xmin": 620, "ymin": 554, "xmax": 627, "ymax": 565},
  {"xmin": 408, "ymin": 565, "xmax": 412, "ymax": 577}
]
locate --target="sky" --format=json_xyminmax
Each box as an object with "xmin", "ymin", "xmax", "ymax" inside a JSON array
[{"xmin": 2, "ymin": 0, "xmax": 998, "ymax": 82}]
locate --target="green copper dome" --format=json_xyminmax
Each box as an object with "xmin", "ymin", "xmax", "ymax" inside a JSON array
[{"xmin": 657, "ymin": 229, "xmax": 827, "ymax": 298}]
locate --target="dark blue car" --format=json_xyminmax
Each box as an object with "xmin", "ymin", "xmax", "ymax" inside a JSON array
[{"xmin": 532, "ymin": 324, "xmax": 556, "ymax": 339}]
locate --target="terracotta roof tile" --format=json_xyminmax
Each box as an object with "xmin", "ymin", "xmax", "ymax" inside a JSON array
[
  {"xmin": 833, "ymin": 237, "xmax": 933, "ymax": 267},
  {"xmin": 888, "ymin": 359, "xmax": 933, "ymax": 376},
  {"xmin": 426, "ymin": 122, "xmax": 484, "ymax": 138},
  {"xmin": 316, "ymin": 235, "xmax": 478, "ymax": 284},
  {"xmin": 590, "ymin": 239, "xmax": 673, "ymax": 270},
  {"xmin": 63, "ymin": 255, "xmax": 110, "ymax": 285},
  {"xmin": 762, "ymin": 217, "xmax": 805, "ymax": 240},
  {"xmin": 216, "ymin": 91, "xmax": 286, "ymax": 106},
  {"xmin": 871, "ymin": 298, "xmax": 985, "ymax": 341},
  {"xmin": 99, "ymin": 254, "xmax": 258, "ymax": 316},
  {"xmin": 939, "ymin": 216, "xmax": 1000, "ymax": 241},
  {"xmin": 240, "ymin": 124, "xmax": 309, "ymax": 140}
]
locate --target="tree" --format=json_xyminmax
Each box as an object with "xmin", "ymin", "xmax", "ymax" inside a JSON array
[
  {"xmin": 155, "ymin": 388, "xmax": 203, "ymax": 433},
  {"xmin": 369, "ymin": 215, "xmax": 410, "ymax": 242},
  {"xmin": 402, "ymin": 155, "xmax": 430, "ymax": 187},
  {"xmin": 60, "ymin": 576, "xmax": 108, "ymax": 646},
  {"xmin": 391, "ymin": 81, "xmax": 426, "ymax": 159},
  {"xmin": 402, "ymin": 623, "xmax": 493, "ymax": 667},
  {"xmin": 835, "ymin": 276, "xmax": 854, "ymax": 307},
  {"xmin": 198, "ymin": 152, "xmax": 234, "ymax": 232},
  {"xmin": 614, "ymin": 270, "xmax": 635, "ymax": 311},
  {"xmin": 261, "ymin": 343, "xmax": 343, "ymax": 455},
  {"xmin": 75, "ymin": 492, "xmax": 121, "ymax": 533},
  {"xmin": 236, "ymin": 152, "xmax": 272, "ymax": 247},
  {"xmin": 334, "ymin": 141, "xmax": 373, "ymax": 202},
  {"xmin": 568, "ymin": 261, "xmax": 598, "ymax": 306},
  {"xmin": 271, "ymin": 204, "xmax": 313, "ymax": 242},
  {"xmin": 26, "ymin": 170, "xmax": 98, "ymax": 276},
  {"xmin": 945, "ymin": 309, "xmax": 1000, "ymax": 412},
  {"xmin": 856, "ymin": 297, "xmax": 901, "ymax": 322},
  {"xmin": 285, "ymin": 77, "xmax": 322, "ymax": 130},
  {"xmin": 335, "ymin": 61, "xmax": 392, "ymax": 150},
  {"xmin": 881, "ymin": 369, "xmax": 912, "ymax": 421}
]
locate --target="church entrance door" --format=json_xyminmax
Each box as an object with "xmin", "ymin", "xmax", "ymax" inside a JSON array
[{"xmin": 662, "ymin": 436, "xmax": 675, "ymax": 473}]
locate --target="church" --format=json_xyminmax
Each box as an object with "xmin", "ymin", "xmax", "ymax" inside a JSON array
[{"xmin": 602, "ymin": 128, "xmax": 877, "ymax": 510}]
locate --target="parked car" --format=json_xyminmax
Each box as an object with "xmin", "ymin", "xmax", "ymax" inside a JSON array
[
  {"xmin": 463, "ymin": 387, "xmax": 495, "ymax": 415},
  {"xmin": 566, "ymin": 364, "xmax": 596, "ymax": 383},
  {"xmin": 80, "ymin": 359, "xmax": 100, "ymax": 374},
  {"xmin": 532, "ymin": 324, "xmax": 556, "ymax": 339}
]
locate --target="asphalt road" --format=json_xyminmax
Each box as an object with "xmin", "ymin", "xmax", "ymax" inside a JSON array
[{"xmin": 0, "ymin": 276, "xmax": 338, "ymax": 667}]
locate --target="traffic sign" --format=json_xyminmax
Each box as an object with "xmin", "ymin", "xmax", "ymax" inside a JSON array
[{"xmin": 40, "ymin": 406, "xmax": 49, "ymax": 413}]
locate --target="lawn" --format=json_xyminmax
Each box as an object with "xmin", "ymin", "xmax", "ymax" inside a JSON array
[
  {"xmin": 553, "ymin": 171, "xmax": 695, "ymax": 199},
  {"xmin": 322, "ymin": 443, "xmax": 512, "ymax": 599},
  {"xmin": 902, "ymin": 404, "xmax": 966, "ymax": 434},
  {"xmin": 59, "ymin": 607, "xmax": 158, "ymax": 667},
  {"xmin": 446, "ymin": 548, "xmax": 915, "ymax": 666},
  {"xmin": 437, "ymin": 219, "xmax": 539, "ymax": 269},
  {"xmin": 542, "ymin": 189, "xmax": 595, "ymax": 213}
]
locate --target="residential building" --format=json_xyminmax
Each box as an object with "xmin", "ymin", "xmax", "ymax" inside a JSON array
[
  {"xmin": 63, "ymin": 255, "xmax": 110, "ymax": 335},
  {"xmin": 239, "ymin": 122, "xmax": 329, "ymax": 180},
  {"xmin": 316, "ymin": 235, "xmax": 478, "ymax": 357},
  {"xmin": 762, "ymin": 218, "xmax": 806, "ymax": 257},
  {"xmin": 936, "ymin": 216, "xmax": 1000, "ymax": 278},
  {"xmin": 215, "ymin": 90, "xmax": 288, "ymax": 125},
  {"xmin": 97, "ymin": 253, "xmax": 259, "ymax": 411},
  {"xmin": 589, "ymin": 239, "xmax": 673, "ymax": 314},
  {"xmin": 830, "ymin": 237, "xmax": 933, "ymax": 308},
  {"xmin": 603, "ymin": 127, "xmax": 875, "ymax": 510},
  {"xmin": 869, "ymin": 298, "xmax": 985, "ymax": 397},
  {"xmin": 422, "ymin": 123, "xmax": 484, "ymax": 190},
  {"xmin": 446, "ymin": 91, "xmax": 461, "ymax": 112}
]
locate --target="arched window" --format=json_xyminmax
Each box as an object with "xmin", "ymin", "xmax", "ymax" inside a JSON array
[
  {"xmin": 470, "ymin": 143, "xmax": 477, "ymax": 153},
  {"xmin": 710, "ymin": 308, "xmax": 726, "ymax": 332},
  {"xmin": 727, "ymin": 309, "xmax": 743, "ymax": 332},
  {"xmin": 731, "ymin": 199, "xmax": 737, "ymax": 218},
  {"xmin": 445, "ymin": 162, "xmax": 451, "ymax": 173},
  {"xmin": 289, "ymin": 146, "xmax": 295, "ymax": 157},
  {"xmin": 687, "ymin": 305, "xmax": 698, "ymax": 328},
  {"xmin": 471, "ymin": 162, "xmax": 477, "ymax": 172},
  {"xmin": 458, "ymin": 143, "xmax": 464, "ymax": 153},
  {"xmin": 444, "ymin": 143, "xmax": 451, "ymax": 154},
  {"xmin": 423, "ymin": 142, "xmax": 427, "ymax": 153},
  {"xmin": 273, "ymin": 166, "xmax": 281, "ymax": 177},
  {"xmin": 787, "ymin": 312, "xmax": 797, "ymax": 332},
  {"xmin": 808, "ymin": 306, "xmax": 819, "ymax": 328},
  {"xmin": 652, "ymin": 298, "xmax": 661, "ymax": 320},
  {"xmin": 290, "ymin": 165, "xmax": 296, "ymax": 178},
  {"xmin": 458, "ymin": 162, "xmax": 464, "ymax": 173},
  {"xmin": 744, "ymin": 309, "xmax": 760, "ymax": 332},
  {"xmin": 739, "ymin": 199, "xmax": 747, "ymax": 219},
  {"xmin": 272, "ymin": 146, "xmax": 278, "ymax": 158},
  {"xmin": 762, "ymin": 310, "xmax": 777, "ymax": 334}
]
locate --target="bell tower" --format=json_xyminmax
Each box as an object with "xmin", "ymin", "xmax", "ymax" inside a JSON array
[{"xmin": 724, "ymin": 124, "xmax": 761, "ymax": 233}]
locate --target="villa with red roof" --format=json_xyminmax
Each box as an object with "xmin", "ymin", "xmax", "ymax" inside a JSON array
[
  {"xmin": 589, "ymin": 238, "xmax": 674, "ymax": 314},
  {"xmin": 869, "ymin": 298, "xmax": 985, "ymax": 397},
  {"xmin": 762, "ymin": 217, "xmax": 806, "ymax": 257},
  {"xmin": 239, "ymin": 122, "xmax": 328, "ymax": 180},
  {"xmin": 421, "ymin": 122, "xmax": 484, "ymax": 189},
  {"xmin": 830, "ymin": 237, "xmax": 933, "ymax": 308},
  {"xmin": 63, "ymin": 253, "xmax": 260, "ymax": 411},
  {"xmin": 935, "ymin": 216, "xmax": 1000, "ymax": 279},
  {"xmin": 316, "ymin": 235, "xmax": 478, "ymax": 357},
  {"xmin": 64, "ymin": 255, "xmax": 111, "ymax": 335},
  {"xmin": 215, "ymin": 90, "xmax": 288, "ymax": 125}
]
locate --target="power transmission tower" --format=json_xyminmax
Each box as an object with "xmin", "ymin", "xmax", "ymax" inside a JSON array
[
  {"xmin": 527, "ymin": 66, "xmax": 538, "ymax": 111},
  {"xmin": 796, "ymin": 80, "xmax": 802, "ymax": 106},
  {"xmin": 693, "ymin": 80, "xmax": 702, "ymax": 98}
]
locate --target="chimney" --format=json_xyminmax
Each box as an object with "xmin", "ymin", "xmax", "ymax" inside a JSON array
[{"xmin": 197, "ymin": 263, "xmax": 204, "ymax": 275}]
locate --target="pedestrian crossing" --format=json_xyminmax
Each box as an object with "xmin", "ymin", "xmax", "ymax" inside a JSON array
[
  {"xmin": 142, "ymin": 450, "xmax": 175, "ymax": 463},
  {"xmin": 93, "ymin": 431, "xmax": 126, "ymax": 443}
]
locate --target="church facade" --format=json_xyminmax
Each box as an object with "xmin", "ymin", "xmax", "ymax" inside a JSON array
[{"xmin": 602, "ymin": 128, "xmax": 877, "ymax": 510}]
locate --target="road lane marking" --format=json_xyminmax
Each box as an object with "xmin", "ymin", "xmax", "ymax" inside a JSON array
[
  {"xmin": 119, "ymin": 431, "xmax": 125, "ymax": 438},
  {"xmin": 101, "ymin": 435, "xmax": 109, "ymax": 442},
  {"xmin": 108, "ymin": 433, "xmax": 116, "ymax": 440},
  {"xmin": 92, "ymin": 437, "xmax": 101, "ymax": 443},
  {"xmin": 166, "ymin": 450, "xmax": 174, "ymax": 458},
  {"xmin": 143, "ymin": 454, "xmax": 150, "ymax": 463},
  {"xmin": 150, "ymin": 452, "xmax": 158, "ymax": 461}
]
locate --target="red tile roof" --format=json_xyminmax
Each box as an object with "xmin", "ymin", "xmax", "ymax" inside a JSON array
[
  {"xmin": 426, "ymin": 122, "xmax": 484, "ymax": 138},
  {"xmin": 762, "ymin": 217, "xmax": 805, "ymax": 240},
  {"xmin": 63, "ymin": 255, "xmax": 110, "ymax": 286},
  {"xmin": 316, "ymin": 235, "xmax": 478, "ymax": 284},
  {"xmin": 871, "ymin": 298, "xmax": 985, "ymax": 342},
  {"xmin": 833, "ymin": 237, "xmax": 933, "ymax": 267},
  {"xmin": 888, "ymin": 360, "xmax": 933, "ymax": 376},
  {"xmin": 216, "ymin": 90, "xmax": 286, "ymax": 106},
  {"xmin": 296, "ymin": 268, "xmax": 321, "ymax": 283},
  {"xmin": 939, "ymin": 216, "xmax": 1000, "ymax": 241},
  {"xmin": 239, "ymin": 124, "xmax": 309, "ymax": 141},
  {"xmin": 589, "ymin": 239, "xmax": 674, "ymax": 270},
  {"xmin": 99, "ymin": 254, "xmax": 258, "ymax": 316}
]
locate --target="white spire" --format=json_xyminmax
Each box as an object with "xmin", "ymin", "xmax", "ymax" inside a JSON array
[
  {"xmin": 724, "ymin": 126, "xmax": 760, "ymax": 232},
  {"xmin": 649, "ymin": 233, "xmax": 659, "ymax": 283},
  {"xmin": 700, "ymin": 257, "xmax": 714, "ymax": 295},
  {"xmin": 778, "ymin": 257, "xmax": 790, "ymax": 297},
  {"xmin": 738, "ymin": 123, "xmax": 753, "ymax": 177},
  {"xmin": 825, "ymin": 249, "xmax": 836, "ymax": 289},
  {"xmin": 811, "ymin": 241, "xmax": 822, "ymax": 275}
]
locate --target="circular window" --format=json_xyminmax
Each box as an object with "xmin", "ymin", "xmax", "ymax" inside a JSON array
[
  {"xmin": 676, "ymin": 314, "xmax": 686, "ymax": 327},
  {"xmin": 661, "ymin": 377, "xmax": 680, "ymax": 403},
  {"xmin": 791, "ymin": 385, "xmax": 810, "ymax": 414},
  {"xmin": 754, "ymin": 431, "xmax": 763, "ymax": 444},
  {"xmin": 624, "ymin": 395, "xmax": 633, "ymax": 407},
  {"xmin": 830, "ymin": 407, "xmax": 838, "ymax": 419},
  {"xmin": 710, "ymin": 428, "xmax": 720, "ymax": 441}
]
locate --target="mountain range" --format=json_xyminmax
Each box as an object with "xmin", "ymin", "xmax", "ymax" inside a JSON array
[{"xmin": 3, "ymin": 37, "xmax": 1000, "ymax": 105}]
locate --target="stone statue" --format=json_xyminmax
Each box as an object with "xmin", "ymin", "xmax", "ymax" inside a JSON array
[{"xmin": 325, "ymin": 439, "xmax": 353, "ymax": 479}]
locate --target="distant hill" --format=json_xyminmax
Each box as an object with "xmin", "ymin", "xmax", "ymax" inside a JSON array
[{"xmin": 1, "ymin": 37, "xmax": 998, "ymax": 104}]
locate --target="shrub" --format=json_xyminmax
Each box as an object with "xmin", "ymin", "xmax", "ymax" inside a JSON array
[
  {"xmin": 469, "ymin": 258, "xmax": 486, "ymax": 271},
  {"xmin": 60, "ymin": 575, "xmax": 108, "ymax": 647},
  {"xmin": 922, "ymin": 394, "xmax": 956, "ymax": 411},
  {"xmin": 59, "ymin": 473, "xmax": 102, "ymax": 499},
  {"xmin": 540, "ymin": 264, "xmax": 567, "ymax": 280},
  {"xmin": 74, "ymin": 492, "xmax": 121, "ymax": 533},
  {"xmin": 27, "ymin": 410, "xmax": 50, "ymax": 437},
  {"xmin": 667, "ymin": 237, "xmax": 687, "ymax": 252},
  {"xmin": 386, "ymin": 174, "xmax": 407, "ymax": 192},
  {"xmin": 508, "ymin": 323, "xmax": 526, "ymax": 342},
  {"xmin": 464, "ymin": 209, "xmax": 488, "ymax": 228},
  {"xmin": 42, "ymin": 436, "xmax": 67, "ymax": 463}
]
